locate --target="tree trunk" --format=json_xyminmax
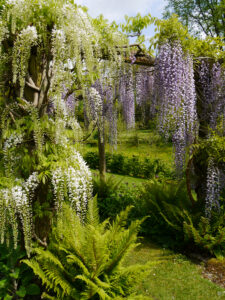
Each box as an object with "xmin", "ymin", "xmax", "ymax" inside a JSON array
[
  {"xmin": 98, "ymin": 129, "xmax": 106, "ymax": 181},
  {"xmin": 34, "ymin": 181, "xmax": 53, "ymax": 241}
]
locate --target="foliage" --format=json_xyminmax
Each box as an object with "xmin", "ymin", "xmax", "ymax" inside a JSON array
[
  {"xmin": 193, "ymin": 131, "xmax": 225, "ymax": 166},
  {"xmin": 133, "ymin": 179, "xmax": 193, "ymax": 246},
  {"xmin": 152, "ymin": 15, "xmax": 191, "ymax": 49},
  {"xmin": 135, "ymin": 178, "xmax": 225, "ymax": 256},
  {"xmin": 23, "ymin": 199, "xmax": 151, "ymax": 299},
  {"xmin": 0, "ymin": 0, "xmax": 129, "ymax": 252},
  {"xmin": 120, "ymin": 13, "xmax": 155, "ymax": 50},
  {"xmin": 0, "ymin": 244, "xmax": 40, "ymax": 299},
  {"xmin": 84, "ymin": 151, "xmax": 172, "ymax": 179},
  {"xmin": 151, "ymin": 14, "xmax": 225, "ymax": 61},
  {"xmin": 163, "ymin": 0, "xmax": 225, "ymax": 38},
  {"xmin": 183, "ymin": 211, "xmax": 225, "ymax": 258},
  {"xmin": 0, "ymin": 108, "xmax": 92, "ymax": 254},
  {"xmin": 192, "ymin": 131, "xmax": 225, "ymax": 215},
  {"xmin": 93, "ymin": 175, "xmax": 137, "ymax": 222}
]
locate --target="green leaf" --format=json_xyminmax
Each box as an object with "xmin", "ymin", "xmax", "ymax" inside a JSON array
[
  {"xmin": 10, "ymin": 268, "xmax": 20, "ymax": 279},
  {"xmin": 0, "ymin": 279, "xmax": 7, "ymax": 289},
  {"xmin": 4, "ymin": 295, "xmax": 13, "ymax": 300},
  {"xmin": 26, "ymin": 283, "xmax": 40, "ymax": 296},
  {"xmin": 16, "ymin": 286, "xmax": 26, "ymax": 297}
]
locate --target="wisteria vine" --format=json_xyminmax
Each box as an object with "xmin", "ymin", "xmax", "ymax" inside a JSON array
[{"xmin": 154, "ymin": 41, "xmax": 198, "ymax": 175}]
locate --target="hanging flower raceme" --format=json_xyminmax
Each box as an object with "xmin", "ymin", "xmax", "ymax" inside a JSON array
[
  {"xmin": 199, "ymin": 60, "xmax": 225, "ymax": 131},
  {"xmin": 84, "ymin": 77, "xmax": 117, "ymax": 146},
  {"xmin": 119, "ymin": 65, "xmax": 135, "ymax": 129},
  {"xmin": 3, "ymin": 133, "xmax": 24, "ymax": 176},
  {"xmin": 51, "ymin": 150, "xmax": 92, "ymax": 220},
  {"xmin": 205, "ymin": 158, "xmax": 221, "ymax": 217},
  {"xmin": 135, "ymin": 66, "xmax": 154, "ymax": 122},
  {"xmin": 12, "ymin": 25, "xmax": 38, "ymax": 97},
  {"xmin": 135, "ymin": 66, "xmax": 154, "ymax": 107},
  {"xmin": 154, "ymin": 41, "xmax": 198, "ymax": 175},
  {"xmin": 0, "ymin": 172, "xmax": 39, "ymax": 256}
]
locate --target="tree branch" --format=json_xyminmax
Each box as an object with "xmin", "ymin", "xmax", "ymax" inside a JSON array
[
  {"xmin": 25, "ymin": 81, "xmax": 40, "ymax": 92},
  {"xmin": 81, "ymin": 121, "xmax": 98, "ymax": 142},
  {"xmin": 33, "ymin": 232, "xmax": 47, "ymax": 248}
]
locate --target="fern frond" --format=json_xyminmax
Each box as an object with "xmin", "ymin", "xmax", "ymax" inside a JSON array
[
  {"xmin": 108, "ymin": 206, "xmax": 133, "ymax": 241},
  {"xmin": 86, "ymin": 196, "xmax": 100, "ymax": 227},
  {"xmin": 34, "ymin": 248, "xmax": 65, "ymax": 270},
  {"xmin": 41, "ymin": 261, "xmax": 74, "ymax": 298},
  {"xmin": 22, "ymin": 259, "xmax": 61, "ymax": 295},
  {"xmin": 66, "ymin": 253, "xmax": 90, "ymax": 276},
  {"xmin": 106, "ymin": 219, "xmax": 143, "ymax": 273},
  {"xmin": 76, "ymin": 274, "xmax": 111, "ymax": 300},
  {"xmin": 41, "ymin": 292, "xmax": 58, "ymax": 300},
  {"xmin": 24, "ymin": 203, "xmax": 149, "ymax": 299}
]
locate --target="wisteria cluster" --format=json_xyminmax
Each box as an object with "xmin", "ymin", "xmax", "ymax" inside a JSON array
[
  {"xmin": 61, "ymin": 89, "xmax": 76, "ymax": 114},
  {"xmin": 3, "ymin": 133, "xmax": 23, "ymax": 150},
  {"xmin": 205, "ymin": 158, "xmax": 221, "ymax": 217},
  {"xmin": 119, "ymin": 66, "xmax": 135, "ymax": 129},
  {"xmin": 198, "ymin": 61, "xmax": 225, "ymax": 215},
  {"xmin": 154, "ymin": 42, "xmax": 198, "ymax": 175},
  {"xmin": 199, "ymin": 60, "xmax": 225, "ymax": 131},
  {"xmin": 87, "ymin": 79, "xmax": 118, "ymax": 146},
  {"xmin": 12, "ymin": 25, "xmax": 38, "ymax": 97},
  {"xmin": 135, "ymin": 66, "xmax": 154, "ymax": 107},
  {"xmin": 52, "ymin": 150, "xmax": 92, "ymax": 219},
  {"xmin": 48, "ymin": 93, "xmax": 82, "ymax": 146},
  {"xmin": 0, "ymin": 0, "xmax": 131, "ymax": 254},
  {"xmin": 135, "ymin": 66, "xmax": 154, "ymax": 121},
  {"xmin": 88, "ymin": 87, "xmax": 103, "ymax": 121},
  {"xmin": 0, "ymin": 0, "xmax": 128, "ymax": 115},
  {"xmin": 3, "ymin": 133, "xmax": 24, "ymax": 175},
  {"xmin": 0, "ymin": 172, "xmax": 39, "ymax": 256}
]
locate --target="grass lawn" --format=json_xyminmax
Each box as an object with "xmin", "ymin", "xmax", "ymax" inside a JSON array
[
  {"xmin": 125, "ymin": 241, "xmax": 225, "ymax": 300},
  {"xmin": 83, "ymin": 128, "xmax": 174, "ymax": 169},
  {"xmin": 92, "ymin": 170, "xmax": 147, "ymax": 185},
  {"xmin": 89, "ymin": 128, "xmax": 225, "ymax": 299}
]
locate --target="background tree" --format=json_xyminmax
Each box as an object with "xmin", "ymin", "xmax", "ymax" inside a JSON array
[{"xmin": 163, "ymin": 0, "xmax": 225, "ymax": 38}]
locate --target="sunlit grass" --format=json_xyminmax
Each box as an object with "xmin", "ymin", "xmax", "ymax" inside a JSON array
[
  {"xmin": 125, "ymin": 240, "xmax": 225, "ymax": 300},
  {"xmin": 83, "ymin": 128, "xmax": 174, "ymax": 168}
]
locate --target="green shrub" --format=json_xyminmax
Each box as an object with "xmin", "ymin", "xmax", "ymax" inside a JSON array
[
  {"xmin": 183, "ymin": 211, "xmax": 225, "ymax": 258},
  {"xmin": 84, "ymin": 152, "xmax": 173, "ymax": 179},
  {"xmin": 108, "ymin": 154, "xmax": 125, "ymax": 174},
  {"xmin": 93, "ymin": 176, "xmax": 137, "ymax": 222},
  {"xmin": 134, "ymin": 179, "xmax": 225, "ymax": 256},
  {"xmin": 84, "ymin": 152, "xmax": 99, "ymax": 169},
  {"xmin": 23, "ymin": 199, "xmax": 151, "ymax": 300},
  {"xmin": 92, "ymin": 171, "xmax": 225, "ymax": 256}
]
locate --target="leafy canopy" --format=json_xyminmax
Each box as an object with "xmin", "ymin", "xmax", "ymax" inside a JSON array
[{"xmin": 164, "ymin": 0, "xmax": 225, "ymax": 38}]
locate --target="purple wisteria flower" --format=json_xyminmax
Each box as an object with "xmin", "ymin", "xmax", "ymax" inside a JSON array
[{"xmin": 154, "ymin": 41, "xmax": 198, "ymax": 175}]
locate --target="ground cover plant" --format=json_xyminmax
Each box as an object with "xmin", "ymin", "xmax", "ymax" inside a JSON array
[{"xmin": 0, "ymin": 0, "xmax": 225, "ymax": 298}]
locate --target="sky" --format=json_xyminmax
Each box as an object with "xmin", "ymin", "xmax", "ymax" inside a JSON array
[{"xmin": 75, "ymin": 0, "xmax": 167, "ymax": 41}]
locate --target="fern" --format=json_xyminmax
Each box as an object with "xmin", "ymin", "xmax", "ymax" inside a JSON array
[{"xmin": 23, "ymin": 197, "xmax": 150, "ymax": 299}]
